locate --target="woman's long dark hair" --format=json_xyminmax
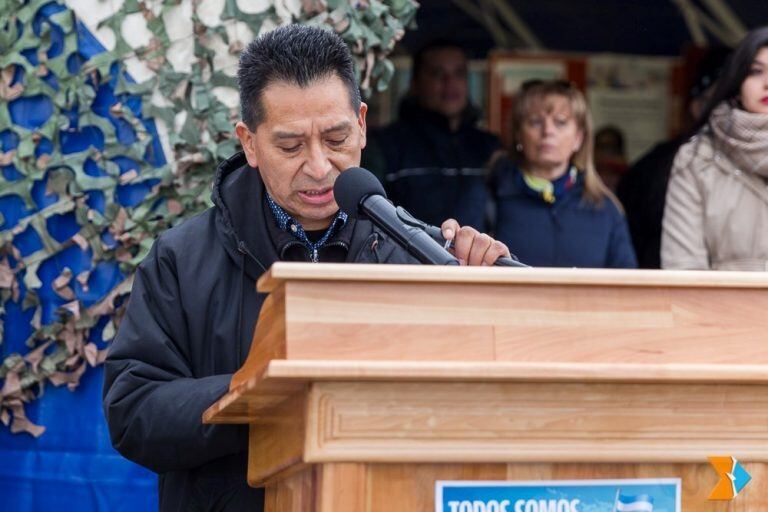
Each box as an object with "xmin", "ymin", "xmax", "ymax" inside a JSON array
[{"xmin": 691, "ymin": 26, "xmax": 768, "ymax": 136}]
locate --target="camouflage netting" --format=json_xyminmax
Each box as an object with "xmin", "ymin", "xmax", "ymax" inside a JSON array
[{"xmin": 0, "ymin": 0, "xmax": 417, "ymax": 436}]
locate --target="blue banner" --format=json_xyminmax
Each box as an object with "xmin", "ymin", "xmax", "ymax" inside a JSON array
[
  {"xmin": 436, "ymin": 478, "xmax": 680, "ymax": 512},
  {"xmin": 1, "ymin": 2, "xmax": 159, "ymax": 510}
]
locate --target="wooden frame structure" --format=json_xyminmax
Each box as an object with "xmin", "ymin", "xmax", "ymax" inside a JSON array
[{"xmin": 205, "ymin": 263, "xmax": 768, "ymax": 511}]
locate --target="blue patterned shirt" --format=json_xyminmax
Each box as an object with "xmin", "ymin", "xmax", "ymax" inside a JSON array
[{"xmin": 265, "ymin": 195, "xmax": 348, "ymax": 263}]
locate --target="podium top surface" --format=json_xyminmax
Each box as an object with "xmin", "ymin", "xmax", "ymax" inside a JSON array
[{"xmin": 257, "ymin": 262, "xmax": 768, "ymax": 293}]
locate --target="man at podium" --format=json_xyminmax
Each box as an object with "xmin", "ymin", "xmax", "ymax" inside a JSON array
[{"xmin": 102, "ymin": 24, "xmax": 511, "ymax": 512}]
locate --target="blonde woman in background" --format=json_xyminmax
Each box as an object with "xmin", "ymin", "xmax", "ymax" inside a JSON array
[{"xmin": 490, "ymin": 80, "xmax": 636, "ymax": 268}]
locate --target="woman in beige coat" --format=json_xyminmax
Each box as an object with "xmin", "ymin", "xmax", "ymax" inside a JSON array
[{"xmin": 662, "ymin": 27, "xmax": 768, "ymax": 271}]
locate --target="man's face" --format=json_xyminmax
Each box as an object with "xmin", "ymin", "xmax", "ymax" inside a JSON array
[
  {"xmin": 413, "ymin": 47, "xmax": 468, "ymax": 120},
  {"xmin": 236, "ymin": 75, "xmax": 367, "ymax": 231}
]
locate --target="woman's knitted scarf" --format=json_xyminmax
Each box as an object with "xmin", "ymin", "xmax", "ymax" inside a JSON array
[{"xmin": 710, "ymin": 101, "xmax": 768, "ymax": 178}]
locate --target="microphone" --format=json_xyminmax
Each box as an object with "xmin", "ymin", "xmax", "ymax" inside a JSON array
[
  {"xmin": 334, "ymin": 167, "xmax": 459, "ymax": 265},
  {"xmin": 394, "ymin": 207, "xmax": 529, "ymax": 268},
  {"xmin": 334, "ymin": 167, "xmax": 528, "ymax": 267}
]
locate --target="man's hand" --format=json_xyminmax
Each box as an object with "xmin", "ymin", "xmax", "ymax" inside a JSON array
[{"xmin": 441, "ymin": 219, "xmax": 511, "ymax": 266}]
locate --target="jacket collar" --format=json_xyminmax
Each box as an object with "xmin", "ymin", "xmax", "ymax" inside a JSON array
[
  {"xmin": 495, "ymin": 159, "xmax": 584, "ymax": 205},
  {"xmin": 262, "ymin": 196, "xmax": 357, "ymax": 261},
  {"xmin": 212, "ymin": 151, "xmax": 368, "ymax": 274},
  {"xmin": 211, "ymin": 151, "xmax": 277, "ymax": 281}
]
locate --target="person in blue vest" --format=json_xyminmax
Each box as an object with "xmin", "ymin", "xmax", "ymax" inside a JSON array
[
  {"xmin": 490, "ymin": 80, "xmax": 636, "ymax": 268},
  {"xmin": 363, "ymin": 40, "xmax": 501, "ymax": 230}
]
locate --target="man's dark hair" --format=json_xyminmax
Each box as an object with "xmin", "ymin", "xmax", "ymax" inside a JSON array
[
  {"xmin": 238, "ymin": 24, "xmax": 361, "ymax": 128},
  {"xmin": 412, "ymin": 39, "xmax": 467, "ymax": 79}
]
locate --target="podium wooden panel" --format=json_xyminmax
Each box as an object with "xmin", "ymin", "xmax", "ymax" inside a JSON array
[{"xmin": 204, "ymin": 263, "xmax": 768, "ymax": 511}]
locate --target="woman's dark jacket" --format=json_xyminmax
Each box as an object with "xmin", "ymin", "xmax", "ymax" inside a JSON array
[
  {"xmin": 616, "ymin": 138, "xmax": 683, "ymax": 268},
  {"xmin": 492, "ymin": 159, "xmax": 637, "ymax": 268}
]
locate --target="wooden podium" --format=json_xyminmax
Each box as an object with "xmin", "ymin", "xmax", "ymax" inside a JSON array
[{"xmin": 204, "ymin": 263, "xmax": 768, "ymax": 511}]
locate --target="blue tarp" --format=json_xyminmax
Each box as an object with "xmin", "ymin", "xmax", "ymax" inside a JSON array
[{"xmin": 1, "ymin": 2, "xmax": 160, "ymax": 509}]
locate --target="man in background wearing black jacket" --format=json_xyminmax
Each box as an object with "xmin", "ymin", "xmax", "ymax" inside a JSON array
[
  {"xmin": 102, "ymin": 25, "xmax": 510, "ymax": 512},
  {"xmin": 364, "ymin": 40, "xmax": 501, "ymax": 230}
]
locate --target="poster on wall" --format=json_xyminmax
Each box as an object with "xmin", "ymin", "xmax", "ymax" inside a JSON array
[
  {"xmin": 587, "ymin": 55, "xmax": 679, "ymax": 162},
  {"xmin": 436, "ymin": 478, "xmax": 681, "ymax": 512},
  {"xmin": 495, "ymin": 60, "xmax": 567, "ymax": 95}
]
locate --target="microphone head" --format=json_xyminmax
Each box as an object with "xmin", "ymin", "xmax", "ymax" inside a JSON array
[{"xmin": 333, "ymin": 167, "xmax": 387, "ymax": 219}]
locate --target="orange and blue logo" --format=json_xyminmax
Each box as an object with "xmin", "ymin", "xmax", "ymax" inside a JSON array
[{"xmin": 708, "ymin": 456, "xmax": 751, "ymax": 500}]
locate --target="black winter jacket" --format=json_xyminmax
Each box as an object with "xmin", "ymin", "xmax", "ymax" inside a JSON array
[
  {"xmin": 616, "ymin": 138, "xmax": 682, "ymax": 269},
  {"xmin": 363, "ymin": 99, "xmax": 501, "ymax": 230},
  {"xmin": 102, "ymin": 152, "xmax": 417, "ymax": 512}
]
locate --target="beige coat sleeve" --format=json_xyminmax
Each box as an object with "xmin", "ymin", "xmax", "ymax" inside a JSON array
[{"xmin": 661, "ymin": 147, "xmax": 710, "ymax": 269}]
